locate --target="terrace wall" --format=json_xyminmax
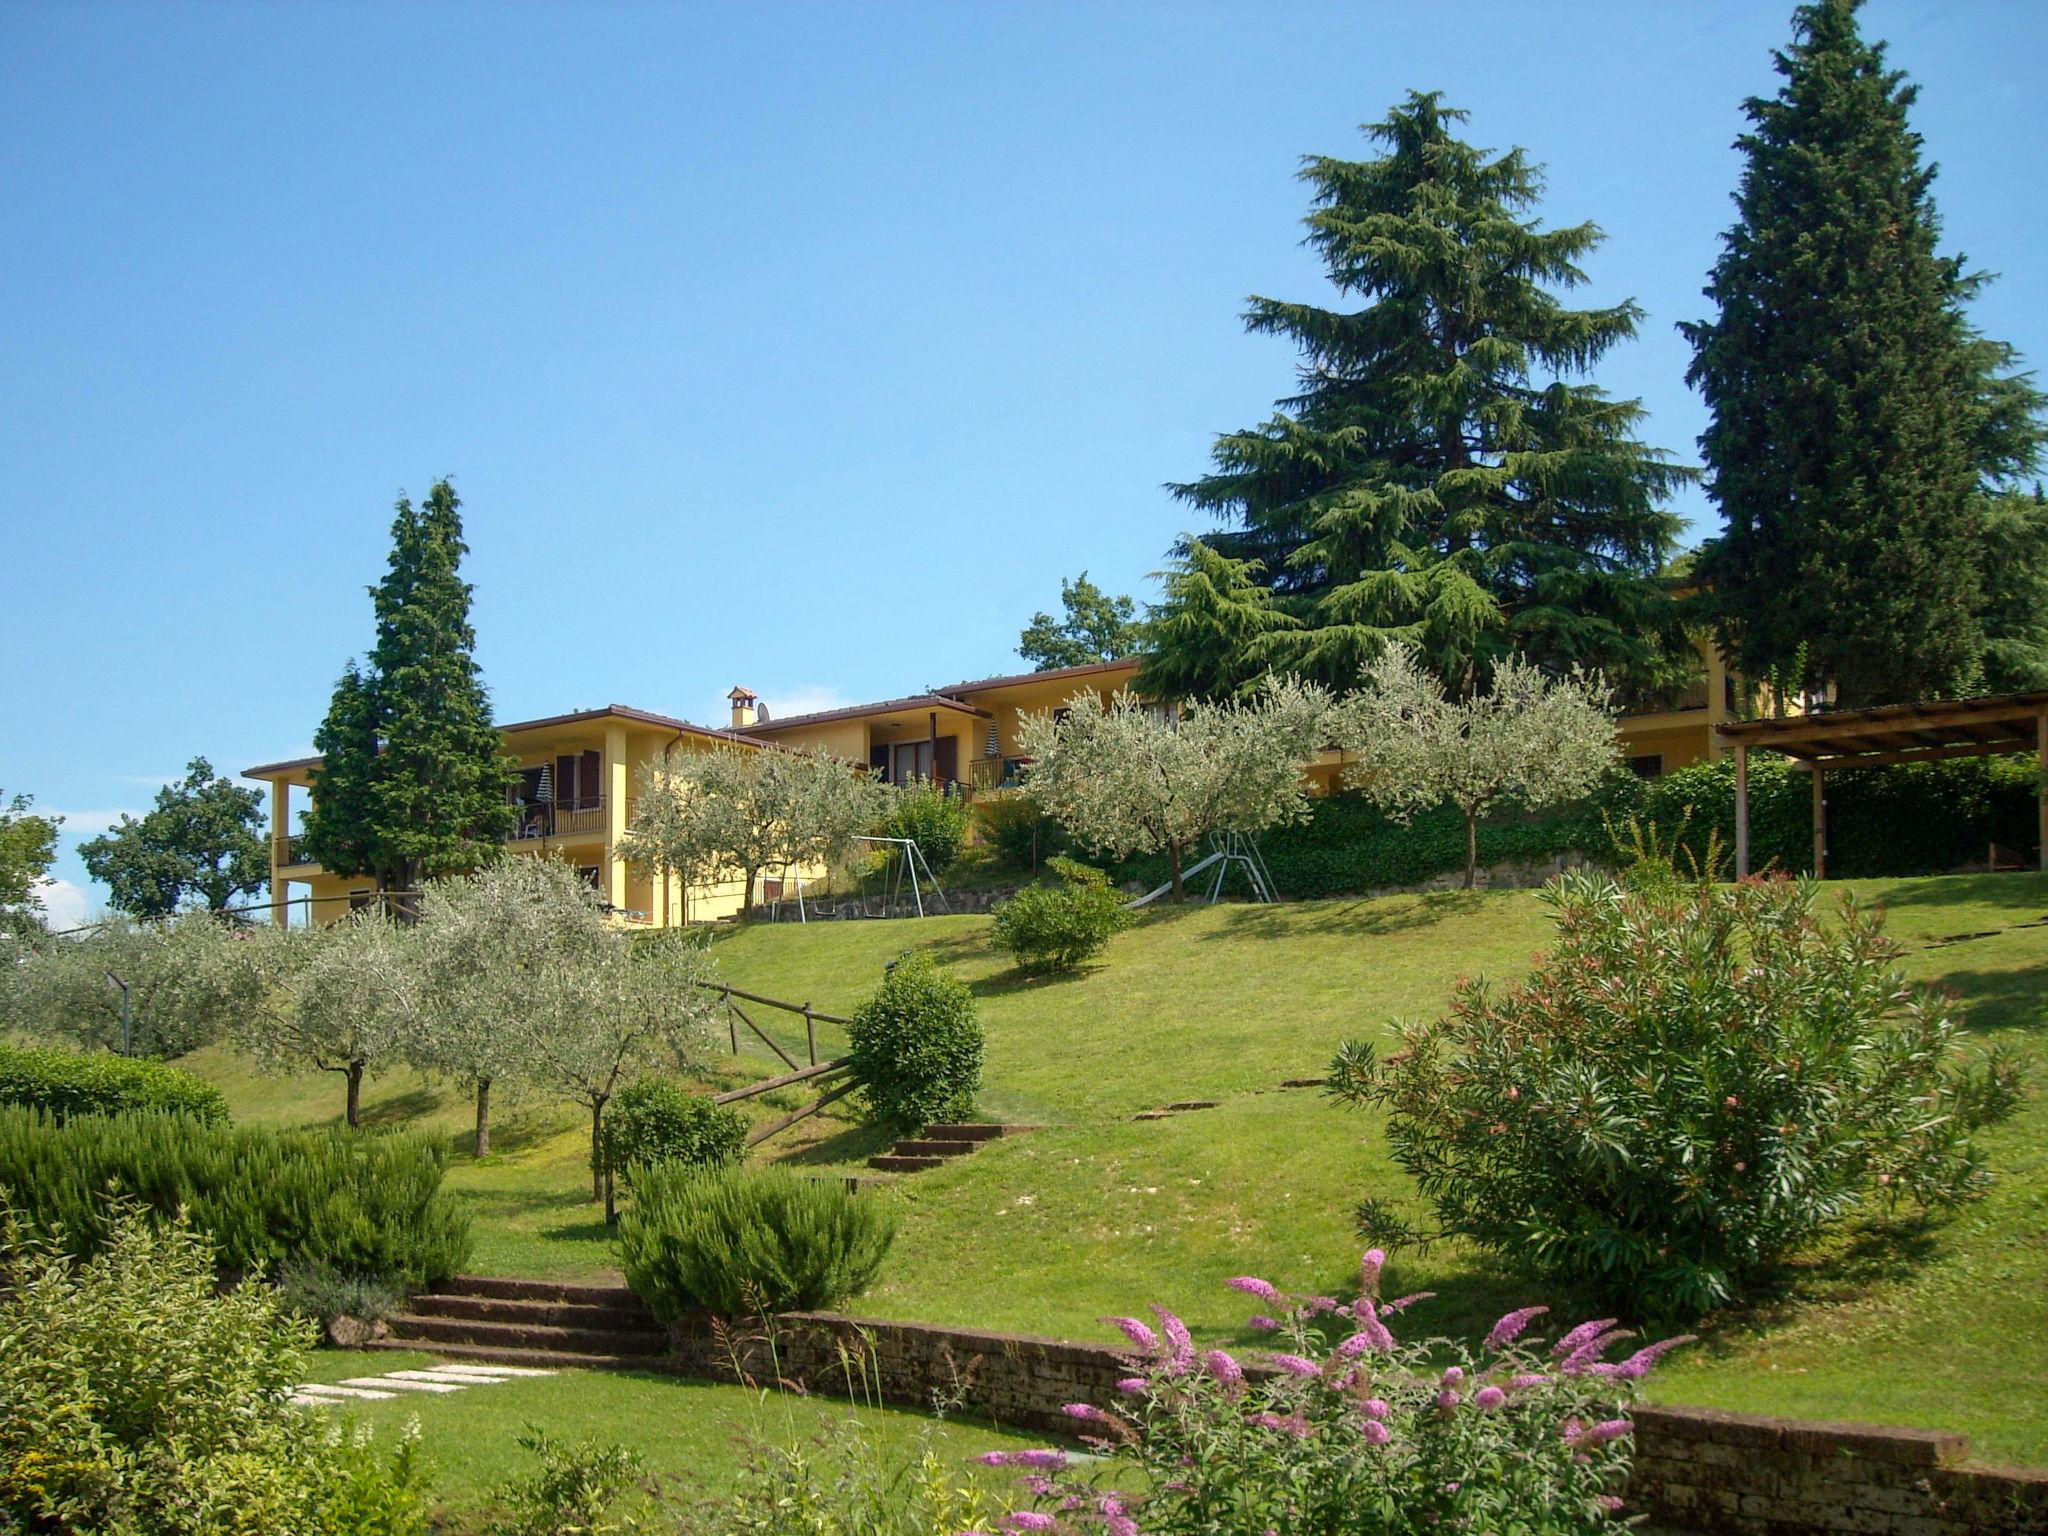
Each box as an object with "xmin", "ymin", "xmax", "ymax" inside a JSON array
[{"xmin": 672, "ymin": 1310, "xmax": 2048, "ymax": 1536}]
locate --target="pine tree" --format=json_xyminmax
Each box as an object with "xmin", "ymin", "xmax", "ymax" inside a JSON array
[
  {"xmin": 1686, "ymin": 0, "xmax": 2044, "ymax": 707},
  {"xmin": 302, "ymin": 480, "xmax": 514, "ymax": 898},
  {"xmin": 1136, "ymin": 539, "xmax": 1297, "ymax": 701},
  {"xmin": 1164, "ymin": 92, "xmax": 1688, "ymax": 699}
]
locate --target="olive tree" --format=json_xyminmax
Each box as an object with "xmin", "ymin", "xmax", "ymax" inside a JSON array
[
  {"xmin": 5, "ymin": 913, "xmax": 274, "ymax": 1059},
  {"xmin": 1018, "ymin": 680, "xmax": 1331, "ymax": 900},
  {"xmin": 515, "ymin": 920, "xmax": 718, "ymax": 1208},
  {"xmin": 242, "ymin": 911, "xmax": 416, "ymax": 1127},
  {"xmin": 619, "ymin": 744, "xmax": 889, "ymax": 920},
  {"xmin": 412, "ymin": 856, "xmax": 604, "ymax": 1157},
  {"xmin": 1338, "ymin": 644, "xmax": 1617, "ymax": 888}
]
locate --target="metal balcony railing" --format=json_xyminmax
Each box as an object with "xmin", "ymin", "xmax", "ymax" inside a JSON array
[
  {"xmin": 508, "ymin": 798, "xmax": 607, "ymax": 841},
  {"xmin": 275, "ymin": 834, "xmax": 314, "ymax": 868}
]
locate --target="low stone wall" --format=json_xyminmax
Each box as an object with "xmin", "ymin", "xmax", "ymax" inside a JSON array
[{"xmin": 670, "ymin": 1309, "xmax": 2048, "ymax": 1536}]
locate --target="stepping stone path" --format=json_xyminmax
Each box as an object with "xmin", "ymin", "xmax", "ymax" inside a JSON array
[
  {"xmin": 1132, "ymin": 1100, "xmax": 1220, "ymax": 1121},
  {"xmin": 868, "ymin": 1122, "xmax": 1036, "ymax": 1174},
  {"xmin": 289, "ymin": 1361, "xmax": 553, "ymax": 1408}
]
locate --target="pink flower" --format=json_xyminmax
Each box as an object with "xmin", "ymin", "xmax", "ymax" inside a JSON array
[
  {"xmin": 1474, "ymin": 1385, "xmax": 1506, "ymax": 1410},
  {"xmin": 1202, "ymin": 1349, "xmax": 1244, "ymax": 1392},
  {"xmin": 1361, "ymin": 1418, "xmax": 1392, "ymax": 1445},
  {"xmin": 1596, "ymin": 1494, "xmax": 1625, "ymax": 1513},
  {"xmin": 1551, "ymin": 1318, "xmax": 1619, "ymax": 1360},
  {"xmin": 1019, "ymin": 1475, "xmax": 1055, "ymax": 1497},
  {"xmin": 1062, "ymin": 1403, "xmax": 1117, "ymax": 1426},
  {"xmin": 1437, "ymin": 1388, "xmax": 1461, "ymax": 1410},
  {"xmin": 977, "ymin": 1449, "xmax": 1069, "ymax": 1470},
  {"xmin": 1115, "ymin": 1377, "xmax": 1148, "ymax": 1394},
  {"xmin": 1440, "ymin": 1366, "xmax": 1465, "ymax": 1388},
  {"xmin": 1588, "ymin": 1419, "xmax": 1634, "ymax": 1444},
  {"xmin": 1361, "ymin": 1397, "xmax": 1390, "ymax": 1420},
  {"xmin": 1004, "ymin": 1515, "xmax": 1057, "ymax": 1532},
  {"xmin": 1226, "ymin": 1275, "xmax": 1281, "ymax": 1302},
  {"xmin": 1607, "ymin": 1334, "xmax": 1697, "ymax": 1379},
  {"xmin": 1103, "ymin": 1520, "xmax": 1138, "ymax": 1536},
  {"xmin": 1560, "ymin": 1329, "xmax": 1635, "ymax": 1375},
  {"xmin": 1152, "ymin": 1305, "xmax": 1196, "ymax": 1372},
  {"xmin": 1301, "ymin": 1295, "xmax": 1341, "ymax": 1315},
  {"xmin": 1510, "ymin": 1373, "xmax": 1550, "ymax": 1390},
  {"xmin": 1247, "ymin": 1314, "xmax": 1281, "ymax": 1332},
  {"xmin": 1335, "ymin": 1316, "xmax": 1395, "ymax": 1356},
  {"xmin": 1267, "ymin": 1353, "xmax": 1321, "ymax": 1377},
  {"xmin": 1249, "ymin": 1411, "xmax": 1312, "ymax": 1437},
  {"xmin": 1561, "ymin": 1417, "xmax": 1587, "ymax": 1446},
  {"xmin": 1360, "ymin": 1247, "xmax": 1386, "ymax": 1296},
  {"xmin": 1379, "ymin": 1291, "xmax": 1435, "ymax": 1314},
  {"xmin": 1484, "ymin": 1305, "xmax": 1549, "ymax": 1351},
  {"xmin": 1106, "ymin": 1316, "xmax": 1159, "ymax": 1352}
]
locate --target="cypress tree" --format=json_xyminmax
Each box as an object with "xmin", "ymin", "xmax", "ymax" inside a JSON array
[
  {"xmin": 1686, "ymin": 0, "xmax": 2044, "ymax": 707},
  {"xmin": 1164, "ymin": 91, "xmax": 1689, "ymax": 698},
  {"xmin": 302, "ymin": 480, "xmax": 514, "ymax": 899}
]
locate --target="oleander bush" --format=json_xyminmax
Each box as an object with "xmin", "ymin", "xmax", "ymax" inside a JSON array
[
  {"xmin": 972, "ymin": 788, "xmax": 1065, "ymax": 870},
  {"xmin": 991, "ymin": 858, "xmax": 1131, "ymax": 973},
  {"xmin": 984, "ymin": 1251, "xmax": 1683, "ymax": 1535},
  {"xmin": 599, "ymin": 1076, "xmax": 749, "ymax": 1194},
  {"xmin": 0, "ymin": 1205, "xmax": 430, "ymax": 1535},
  {"xmin": 619, "ymin": 1164, "xmax": 896, "ymax": 1321},
  {"xmin": 1330, "ymin": 871, "xmax": 2022, "ymax": 1316},
  {"xmin": 0, "ymin": 1107, "xmax": 471, "ymax": 1288},
  {"xmin": 845, "ymin": 953, "xmax": 982, "ymax": 1131},
  {"xmin": 0, "ymin": 1043, "xmax": 230, "ymax": 1124}
]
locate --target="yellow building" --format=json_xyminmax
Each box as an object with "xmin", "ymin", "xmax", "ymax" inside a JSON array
[
  {"xmin": 252, "ymin": 645, "xmax": 1748, "ymax": 927},
  {"xmin": 246, "ymin": 705, "xmax": 770, "ymax": 929}
]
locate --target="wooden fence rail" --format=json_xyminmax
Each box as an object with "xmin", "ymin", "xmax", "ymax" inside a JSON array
[{"xmin": 693, "ymin": 981, "xmax": 850, "ymax": 1068}]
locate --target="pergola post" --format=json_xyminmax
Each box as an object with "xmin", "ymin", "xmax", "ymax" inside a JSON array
[
  {"xmin": 1734, "ymin": 742, "xmax": 1750, "ymax": 880},
  {"xmin": 1812, "ymin": 764, "xmax": 1827, "ymax": 880},
  {"xmin": 2038, "ymin": 711, "xmax": 2047, "ymax": 872}
]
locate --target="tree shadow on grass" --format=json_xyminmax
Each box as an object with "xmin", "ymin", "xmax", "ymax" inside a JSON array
[
  {"xmin": 770, "ymin": 1120, "xmax": 899, "ymax": 1168},
  {"xmin": 539, "ymin": 1215, "xmax": 616, "ymax": 1247},
  {"xmin": 349, "ymin": 1087, "xmax": 445, "ymax": 1130},
  {"xmin": 1206, "ymin": 888, "xmax": 1489, "ymax": 945},
  {"xmin": 1868, "ymin": 870, "xmax": 2048, "ymax": 915},
  {"xmin": 1922, "ymin": 961, "xmax": 2048, "ymax": 1034}
]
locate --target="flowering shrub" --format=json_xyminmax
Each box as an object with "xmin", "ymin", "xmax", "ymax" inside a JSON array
[
  {"xmin": 1330, "ymin": 871, "xmax": 2021, "ymax": 1316},
  {"xmin": 971, "ymin": 1251, "xmax": 1683, "ymax": 1535}
]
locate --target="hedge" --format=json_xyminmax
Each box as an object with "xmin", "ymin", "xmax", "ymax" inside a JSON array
[
  {"xmin": 0, "ymin": 1107, "xmax": 471, "ymax": 1288},
  {"xmin": 0, "ymin": 1044, "xmax": 230, "ymax": 1125},
  {"xmin": 1097, "ymin": 750, "xmax": 2043, "ymax": 898}
]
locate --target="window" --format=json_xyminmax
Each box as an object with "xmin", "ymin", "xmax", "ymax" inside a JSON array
[
  {"xmin": 347, "ymin": 889, "xmax": 376, "ymax": 913},
  {"xmin": 1628, "ymin": 753, "xmax": 1664, "ymax": 779}
]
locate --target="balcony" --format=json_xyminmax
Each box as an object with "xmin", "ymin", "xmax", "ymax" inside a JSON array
[
  {"xmin": 275, "ymin": 834, "xmax": 315, "ymax": 869},
  {"xmin": 508, "ymin": 797, "xmax": 607, "ymax": 842}
]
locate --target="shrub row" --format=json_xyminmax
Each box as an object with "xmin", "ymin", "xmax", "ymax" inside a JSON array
[
  {"xmin": 0, "ymin": 1043, "xmax": 230, "ymax": 1124},
  {"xmin": 0, "ymin": 1107, "xmax": 471, "ymax": 1287},
  {"xmin": 1089, "ymin": 750, "xmax": 2044, "ymax": 897}
]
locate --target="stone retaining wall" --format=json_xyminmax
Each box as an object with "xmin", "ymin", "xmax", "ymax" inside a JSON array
[{"xmin": 671, "ymin": 1309, "xmax": 2048, "ymax": 1536}]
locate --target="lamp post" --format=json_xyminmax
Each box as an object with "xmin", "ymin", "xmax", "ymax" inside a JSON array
[{"xmin": 104, "ymin": 970, "xmax": 132, "ymax": 1056}]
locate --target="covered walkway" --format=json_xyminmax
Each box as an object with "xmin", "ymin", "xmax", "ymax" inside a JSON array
[{"xmin": 1716, "ymin": 690, "xmax": 2048, "ymax": 878}]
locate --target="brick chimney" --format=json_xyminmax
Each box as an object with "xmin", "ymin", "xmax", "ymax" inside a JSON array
[{"xmin": 727, "ymin": 686, "xmax": 759, "ymax": 729}]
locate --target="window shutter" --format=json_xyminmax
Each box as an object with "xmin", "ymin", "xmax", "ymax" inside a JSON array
[
  {"xmin": 868, "ymin": 744, "xmax": 889, "ymax": 780},
  {"xmin": 581, "ymin": 750, "xmax": 602, "ymax": 808},
  {"xmin": 934, "ymin": 736, "xmax": 959, "ymax": 786}
]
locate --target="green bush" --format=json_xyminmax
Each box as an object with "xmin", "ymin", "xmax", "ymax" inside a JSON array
[
  {"xmin": 0, "ymin": 1107, "xmax": 471, "ymax": 1288},
  {"xmin": 1331, "ymin": 871, "xmax": 2021, "ymax": 1317},
  {"xmin": 884, "ymin": 778, "xmax": 973, "ymax": 871},
  {"xmin": 599, "ymin": 1076, "xmax": 748, "ymax": 1189},
  {"xmin": 845, "ymin": 953, "xmax": 981, "ymax": 1131},
  {"xmin": 485, "ymin": 1429, "xmax": 647, "ymax": 1536},
  {"xmin": 971, "ymin": 788, "xmax": 1063, "ymax": 870},
  {"xmin": 618, "ymin": 1165, "xmax": 896, "ymax": 1320},
  {"xmin": 0, "ymin": 1043, "xmax": 231, "ymax": 1125},
  {"xmin": 0, "ymin": 1205, "xmax": 429, "ymax": 1535},
  {"xmin": 278, "ymin": 1258, "xmax": 406, "ymax": 1329},
  {"xmin": 991, "ymin": 860, "xmax": 1131, "ymax": 973}
]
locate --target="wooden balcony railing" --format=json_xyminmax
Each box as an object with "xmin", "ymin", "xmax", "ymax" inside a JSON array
[{"xmin": 508, "ymin": 798, "xmax": 607, "ymax": 841}]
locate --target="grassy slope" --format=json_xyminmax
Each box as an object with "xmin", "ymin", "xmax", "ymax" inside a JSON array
[{"xmin": 193, "ymin": 874, "xmax": 2048, "ymax": 1465}]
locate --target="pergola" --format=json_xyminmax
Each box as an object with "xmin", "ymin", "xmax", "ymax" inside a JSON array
[{"xmin": 1715, "ymin": 690, "xmax": 2048, "ymax": 878}]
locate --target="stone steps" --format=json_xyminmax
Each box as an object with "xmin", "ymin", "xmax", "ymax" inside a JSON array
[
  {"xmin": 866, "ymin": 1121, "xmax": 1035, "ymax": 1175},
  {"xmin": 381, "ymin": 1274, "xmax": 669, "ymax": 1372}
]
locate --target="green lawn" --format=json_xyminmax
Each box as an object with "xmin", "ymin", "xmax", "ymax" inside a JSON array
[
  {"xmin": 297, "ymin": 1349, "xmax": 1041, "ymax": 1529},
  {"xmin": 193, "ymin": 872, "xmax": 2048, "ymax": 1467}
]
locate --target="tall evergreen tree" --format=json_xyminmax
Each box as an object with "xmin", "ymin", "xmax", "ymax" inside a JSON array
[
  {"xmin": 1136, "ymin": 539, "xmax": 1297, "ymax": 701},
  {"xmin": 302, "ymin": 480, "xmax": 514, "ymax": 897},
  {"xmin": 1163, "ymin": 92, "xmax": 1689, "ymax": 699},
  {"xmin": 1686, "ymin": 0, "xmax": 2044, "ymax": 707}
]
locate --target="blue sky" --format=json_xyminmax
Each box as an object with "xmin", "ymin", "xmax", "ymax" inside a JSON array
[{"xmin": 6, "ymin": 0, "xmax": 2044, "ymax": 923}]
